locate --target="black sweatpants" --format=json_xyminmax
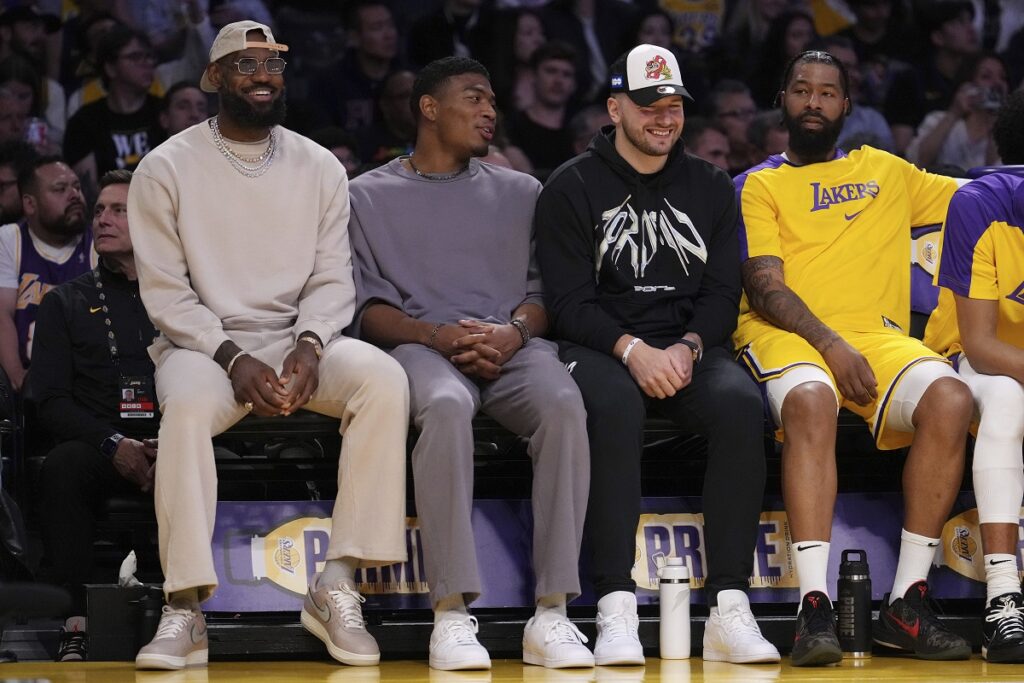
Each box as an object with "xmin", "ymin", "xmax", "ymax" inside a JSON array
[
  {"xmin": 37, "ymin": 440, "xmax": 141, "ymax": 613},
  {"xmin": 560, "ymin": 343, "xmax": 767, "ymax": 607}
]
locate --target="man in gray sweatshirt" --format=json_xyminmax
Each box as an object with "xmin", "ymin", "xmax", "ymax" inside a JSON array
[{"xmin": 348, "ymin": 56, "xmax": 592, "ymax": 672}]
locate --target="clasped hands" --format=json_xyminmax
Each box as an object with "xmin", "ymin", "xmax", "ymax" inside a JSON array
[
  {"xmin": 433, "ymin": 319, "xmax": 524, "ymax": 380},
  {"xmin": 230, "ymin": 341, "xmax": 320, "ymax": 417}
]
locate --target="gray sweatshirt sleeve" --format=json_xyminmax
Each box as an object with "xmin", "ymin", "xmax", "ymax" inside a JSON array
[{"xmin": 347, "ymin": 196, "xmax": 406, "ymax": 337}]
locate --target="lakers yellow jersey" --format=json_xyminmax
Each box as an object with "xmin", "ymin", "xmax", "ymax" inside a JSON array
[
  {"xmin": 923, "ymin": 173, "xmax": 1024, "ymax": 356},
  {"xmin": 733, "ymin": 146, "xmax": 958, "ymax": 347}
]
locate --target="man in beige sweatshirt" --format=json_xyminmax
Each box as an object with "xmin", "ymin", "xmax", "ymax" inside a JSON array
[{"xmin": 127, "ymin": 21, "xmax": 409, "ymax": 671}]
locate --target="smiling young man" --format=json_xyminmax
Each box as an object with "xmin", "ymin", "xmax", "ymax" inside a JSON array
[
  {"xmin": 733, "ymin": 50, "xmax": 973, "ymax": 665},
  {"xmin": 536, "ymin": 44, "xmax": 780, "ymax": 666},
  {"xmin": 349, "ymin": 56, "xmax": 593, "ymax": 672},
  {"xmin": 128, "ymin": 21, "xmax": 410, "ymax": 670}
]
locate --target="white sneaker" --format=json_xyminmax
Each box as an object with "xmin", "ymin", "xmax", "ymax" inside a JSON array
[
  {"xmin": 523, "ymin": 613, "xmax": 595, "ymax": 668},
  {"xmin": 429, "ymin": 614, "xmax": 492, "ymax": 671},
  {"xmin": 702, "ymin": 590, "xmax": 781, "ymax": 663},
  {"xmin": 594, "ymin": 592, "xmax": 645, "ymax": 666}
]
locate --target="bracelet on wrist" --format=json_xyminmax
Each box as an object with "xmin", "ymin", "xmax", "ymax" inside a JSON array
[
  {"xmin": 226, "ymin": 350, "xmax": 248, "ymax": 377},
  {"xmin": 677, "ymin": 338, "xmax": 702, "ymax": 363},
  {"xmin": 621, "ymin": 337, "xmax": 642, "ymax": 366},
  {"xmin": 510, "ymin": 318, "xmax": 530, "ymax": 347},
  {"xmin": 427, "ymin": 323, "xmax": 444, "ymax": 350},
  {"xmin": 298, "ymin": 335, "xmax": 323, "ymax": 359}
]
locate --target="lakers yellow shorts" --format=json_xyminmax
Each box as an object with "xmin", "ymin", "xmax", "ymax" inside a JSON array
[{"xmin": 737, "ymin": 330, "xmax": 950, "ymax": 450}]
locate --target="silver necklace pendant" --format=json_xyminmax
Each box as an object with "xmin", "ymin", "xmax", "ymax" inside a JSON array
[{"xmin": 407, "ymin": 155, "xmax": 468, "ymax": 181}]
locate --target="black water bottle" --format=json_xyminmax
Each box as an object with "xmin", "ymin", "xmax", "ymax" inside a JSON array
[{"xmin": 837, "ymin": 549, "xmax": 872, "ymax": 658}]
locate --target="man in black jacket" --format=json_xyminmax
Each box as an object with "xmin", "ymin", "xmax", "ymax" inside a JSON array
[
  {"xmin": 535, "ymin": 44, "xmax": 779, "ymax": 666},
  {"xmin": 30, "ymin": 169, "xmax": 158, "ymax": 662}
]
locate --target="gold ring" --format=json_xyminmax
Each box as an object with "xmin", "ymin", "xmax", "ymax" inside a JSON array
[{"xmin": 244, "ymin": 401, "xmax": 254, "ymax": 412}]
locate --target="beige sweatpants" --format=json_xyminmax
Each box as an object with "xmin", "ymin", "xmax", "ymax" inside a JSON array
[{"xmin": 150, "ymin": 330, "xmax": 409, "ymax": 602}]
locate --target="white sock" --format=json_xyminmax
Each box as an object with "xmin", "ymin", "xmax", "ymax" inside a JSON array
[
  {"xmin": 890, "ymin": 529, "xmax": 939, "ymax": 604},
  {"xmin": 534, "ymin": 593, "xmax": 567, "ymax": 620},
  {"xmin": 168, "ymin": 588, "xmax": 200, "ymax": 610},
  {"xmin": 793, "ymin": 540, "xmax": 830, "ymax": 611},
  {"xmin": 984, "ymin": 553, "xmax": 1021, "ymax": 604},
  {"xmin": 434, "ymin": 593, "xmax": 469, "ymax": 624},
  {"xmin": 319, "ymin": 556, "xmax": 359, "ymax": 588}
]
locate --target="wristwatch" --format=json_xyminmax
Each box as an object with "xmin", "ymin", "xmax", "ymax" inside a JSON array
[
  {"xmin": 100, "ymin": 433, "xmax": 125, "ymax": 458},
  {"xmin": 677, "ymin": 338, "xmax": 702, "ymax": 363}
]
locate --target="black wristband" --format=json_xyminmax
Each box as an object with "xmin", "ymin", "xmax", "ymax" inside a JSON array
[{"xmin": 678, "ymin": 338, "xmax": 701, "ymax": 363}]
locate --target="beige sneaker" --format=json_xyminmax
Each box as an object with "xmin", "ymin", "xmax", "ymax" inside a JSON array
[
  {"xmin": 135, "ymin": 605, "xmax": 208, "ymax": 670},
  {"xmin": 301, "ymin": 574, "xmax": 380, "ymax": 666}
]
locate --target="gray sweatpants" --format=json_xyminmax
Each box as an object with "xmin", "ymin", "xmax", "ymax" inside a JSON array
[{"xmin": 391, "ymin": 338, "xmax": 589, "ymax": 607}]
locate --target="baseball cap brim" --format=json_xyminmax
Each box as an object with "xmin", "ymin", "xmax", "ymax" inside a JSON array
[{"xmin": 626, "ymin": 83, "xmax": 692, "ymax": 106}]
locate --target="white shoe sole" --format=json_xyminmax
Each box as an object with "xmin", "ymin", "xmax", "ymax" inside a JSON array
[
  {"xmin": 301, "ymin": 610, "xmax": 380, "ymax": 666},
  {"xmin": 523, "ymin": 648, "xmax": 596, "ymax": 668},
  {"xmin": 703, "ymin": 648, "xmax": 781, "ymax": 664},
  {"xmin": 135, "ymin": 648, "xmax": 208, "ymax": 670},
  {"xmin": 428, "ymin": 653, "xmax": 492, "ymax": 670},
  {"xmin": 594, "ymin": 652, "xmax": 645, "ymax": 666}
]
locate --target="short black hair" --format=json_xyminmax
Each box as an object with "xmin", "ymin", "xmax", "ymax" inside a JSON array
[
  {"xmin": 994, "ymin": 89, "xmax": 1024, "ymax": 165},
  {"xmin": 96, "ymin": 25, "xmax": 151, "ymax": 85},
  {"xmin": 17, "ymin": 154, "xmax": 66, "ymax": 197},
  {"xmin": 779, "ymin": 50, "xmax": 851, "ymax": 104},
  {"xmin": 345, "ymin": 0, "xmax": 391, "ymax": 33},
  {"xmin": 410, "ymin": 56, "xmax": 490, "ymax": 123},
  {"xmin": 747, "ymin": 109, "xmax": 785, "ymax": 149},
  {"xmin": 160, "ymin": 81, "xmax": 203, "ymax": 113},
  {"xmin": 918, "ymin": 0, "xmax": 974, "ymax": 37},
  {"xmin": 706, "ymin": 79, "xmax": 750, "ymax": 117},
  {"xmin": 99, "ymin": 169, "xmax": 133, "ymax": 189},
  {"xmin": 528, "ymin": 40, "xmax": 577, "ymax": 74}
]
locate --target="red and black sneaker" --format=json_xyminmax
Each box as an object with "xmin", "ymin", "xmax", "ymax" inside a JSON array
[
  {"xmin": 874, "ymin": 581, "xmax": 971, "ymax": 660},
  {"xmin": 791, "ymin": 591, "xmax": 842, "ymax": 667}
]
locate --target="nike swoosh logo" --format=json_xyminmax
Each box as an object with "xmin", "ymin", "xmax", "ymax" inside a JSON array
[
  {"xmin": 844, "ymin": 210, "xmax": 864, "ymax": 220},
  {"xmin": 795, "ymin": 544, "xmax": 822, "ymax": 551},
  {"xmin": 89, "ymin": 306, "xmax": 102, "ymax": 313},
  {"xmin": 191, "ymin": 621, "xmax": 206, "ymax": 642},
  {"xmin": 887, "ymin": 613, "xmax": 920, "ymax": 639},
  {"xmin": 310, "ymin": 592, "xmax": 331, "ymax": 622},
  {"xmin": 989, "ymin": 559, "xmax": 1014, "ymax": 565}
]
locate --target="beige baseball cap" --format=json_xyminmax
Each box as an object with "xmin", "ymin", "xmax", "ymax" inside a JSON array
[{"xmin": 199, "ymin": 20, "xmax": 289, "ymax": 93}]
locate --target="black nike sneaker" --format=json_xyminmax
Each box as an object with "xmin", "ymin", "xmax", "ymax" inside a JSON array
[
  {"xmin": 874, "ymin": 581, "xmax": 971, "ymax": 660},
  {"xmin": 791, "ymin": 591, "xmax": 842, "ymax": 666},
  {"xmin": 983, "ymin": 592, "xmax": 1024, "ymax": 662}
]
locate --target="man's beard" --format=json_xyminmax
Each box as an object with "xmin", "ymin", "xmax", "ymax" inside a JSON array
[
  {"xmin": 783, "ymin": 108, "xmax": 844, "ymax": 161},
  {"xmin": 41, "ymin": 208, "xmax": 86, "ymax": 240},
  {"xmin": 219, "ymin": 88, "xmax": 287, "ymax": 128}
]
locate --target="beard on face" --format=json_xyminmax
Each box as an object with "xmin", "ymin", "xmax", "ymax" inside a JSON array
[
  {"xmin": 41, "ymin": 204, "xmax": 87, "ymax": 239},
  {"xmin": 219, "ymin": 87, "xmax": 287, "ymax": 128},
  {"xmin": 621, "ymin": 117, "xmax": 676, "ymax": 158},
  {"xmin": 783, "ymin": 107, "xmax": 844, "ymax": 161}
]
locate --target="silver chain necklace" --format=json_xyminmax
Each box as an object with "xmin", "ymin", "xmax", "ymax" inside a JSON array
[
  {"xmin": 407, "ymin": 155, "xmax": 468, "ymax": 181},
  {"xmin": 210, "ymin": 117, "xmax": 277, "ymax": 178}
]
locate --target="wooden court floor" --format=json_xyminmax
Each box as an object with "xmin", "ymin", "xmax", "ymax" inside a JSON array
[{"xmin": 5, "ymin": 658, "xmax": 1024, "ymax": 682}]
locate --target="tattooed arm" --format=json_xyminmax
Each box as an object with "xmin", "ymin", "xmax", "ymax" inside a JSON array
[{"xmin": 742, "ymin": 255, "xmax": 877, "ymax": 405}]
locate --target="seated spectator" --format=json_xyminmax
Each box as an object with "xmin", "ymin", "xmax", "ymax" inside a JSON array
[
  {"xmin": 483, "ymin": 8, "xmax": 545, "ymax": 114},
  {"xmin": 708, "ymin": 78, "xmax": 759, "ymax": 175},
  {"xmin": 568, "ymin": 103, "xmax": 610, "ymax": 156},
  {"xmin": 746, "ymin": 109, "xmax": 788, "ymax": 166},
  {"xmin": 31, "ymin": 169, "xmax": 159, "ymax": 663},
  {"xmin": 816, "ymin": 35, "xmax": 896, "ymax": 153},
  {"xmin": 157, "ymin": 81, "xmax": 208, "ymax": 138},
  {"xmin": 356, "ymin": 69, "xmax": 415, "ymax": 165},
  {"xmin": 541, "ymin": 0, "xmax": 636, "ymax": 103},
  {"xmin": 630, "ymin": 8, "xmax": 710, "ymax": 104},
  {"xmin": 64, "ymin": 26, "xmax": 163, "ymax": 198},
  {"xmin": 886, "ymin": 0, "xmax": 980, "ymax": 155},
  {"xmin": 0, "ymin": 139, "xmax": 36, "ymax": 223},
  {"xmin": 906, "ymin": 52, "xmax": 1007, "ymax": 173},
  {"xmin": 309, "ymin": 0, "xmax": 400, "ymax": 132},
  {"xmin": 0, "ymin": 4, "xmax": 67, "ymax": 149},
  {"xmin": 922, "ymin": 88, "xmax": 1024, "ymax": 664},
  {"xmin": 838, "ymin": 0, "xmax": 920, "ymax": 93},
  {"xmin": 407, "ymin": 0, "xmax": 491, "ymax": 68},
  {"xmin": 0, "ymin": 54, "xmax": 57, "ymax": 152},
  {"xmin": 506, "ymin": 41, "xmax": 579, "ymax": 178},
  {"xmin": 310, "ymin": 126, "xmax": 362, "ymax": 178},
  {"xmin": 681, "ymin": 116, "xmax": 730, "ymax": 171},
  {"xmin": 716, "ymin": 0, "xmax": 786, "ymax": 83},
  {"xmin": 749, "ymin": 9, "xmax": 818, "ymax": 109},
  {"xmin": 0, "ymin": 88, "xmax": 26, "ymax": 145},
  {"xmin": 0, "ymin": 156, "xmax": 92, "ymax": 393}
]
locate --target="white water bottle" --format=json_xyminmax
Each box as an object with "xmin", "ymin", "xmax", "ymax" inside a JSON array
[{"xmin": 657, "ymin": 556, "xmax": 691, "ymax": 659}]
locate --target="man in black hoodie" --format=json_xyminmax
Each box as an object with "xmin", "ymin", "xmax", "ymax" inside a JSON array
[{"xmin": 535, "ymin": 44, "xmax": 779, "ymax": 666}]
